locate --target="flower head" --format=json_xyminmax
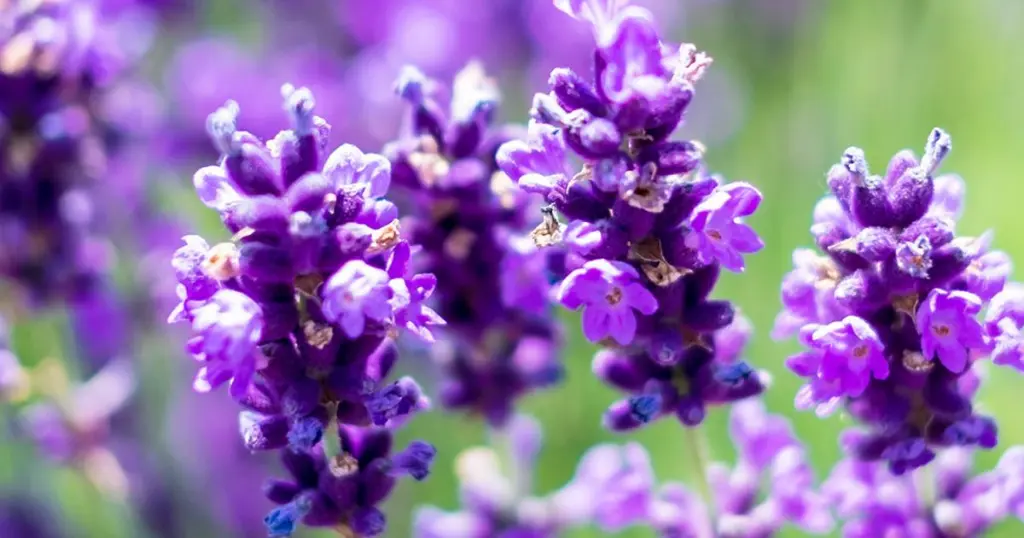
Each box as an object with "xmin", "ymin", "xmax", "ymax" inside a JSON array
[
  {"xmin": 780, "ymin": 129, "xmax": 1016, "ymax": 473},
  {"xmin": 558, "ymin": 260, "xmax": 657, "ymax": 345}
]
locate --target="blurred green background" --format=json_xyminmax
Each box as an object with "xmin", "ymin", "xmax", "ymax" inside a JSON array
[{"xmin": 5, "ymin": 0, "xmax": 1024, "ymax": 536}]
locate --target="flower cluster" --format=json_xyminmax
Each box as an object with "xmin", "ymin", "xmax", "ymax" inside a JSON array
[
  {"xmin": 0, "ymin": 0, "xmax": 124, "ymax": 305},
  {"xmin": 570, "ymin": 400, "xmax": 831, "ymax": 537},
  {"xmin": 497, "ymin": 1, "xmax": 765, "ymax": 431},
  {"xmin": 169, "ymin": 87, "xmax": 439, "ymax": 536},
  {"xmin": 826, "ymin": 443, "xmax": 1024, "ymax": 536},
  {"xmin": 414, "ymin": 414, "xmax": 599, "ymax": 537},
  {"xmin": 385, "ymin": 63, "xmax": 562, "ymax": 426},
  {"xmin": 777, "ymin": 129, "xmax": 1018, "ymax": 473}
]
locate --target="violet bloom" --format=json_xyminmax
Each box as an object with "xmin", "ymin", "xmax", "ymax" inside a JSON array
[
  {"xmin": 385, "ymin": 63, "xmax": 563, "ymax": 426},
  {"xmin": 264, "ymin": 426, "xmax": 435, "ymax": 537},
  {"xmin": 689, "ymin": 182, "xmax": 764, "ymax": 272},
  {"xmin": 825, "ymin": 444, "xmax": 1013, "ymax": 537},
  {"xmin": 580, "ymin": 400, "xmax": 832, "ymax": 537},
  {"xmin": 188, "ymin": 289, "xmax": 265, "ymax": 399},
  {"xmin": 778, "ymin": 129, "xmax": 1017, "ymax": 474},
  {"xmin": 415, "ymin": 415, "xmax": 613, "ymax": 537},
  {"xmin": 169, "ymin": 87, "xmax": 440, "ymax": 535},
  {"xmin": 497, "ymin": 2, "xmax": 765, "ymax": 430},
  {"xmin": 916, "ymin": 289, "xmax": 986, "ymax": 373},
  {"xmin": 558, "ymin": 259, "xmax": 657, "ymax": 345},
  {"xmin": 787, "ymin": 316, "xmax": 889, "ymax": 402},
  {"xmin": 0, "ymin": 0, "xmax": 126, "ymax": 306},
  {"xmin": 322, "ymin": 261, "xmax": 392, "ymax": 339},
  {"xmin": 986, "ymin": 284, "xmax": 1024, "ymax": 371}
]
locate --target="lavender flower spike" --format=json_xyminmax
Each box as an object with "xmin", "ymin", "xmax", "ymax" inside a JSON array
[
  {"xmin": 497, "ymin": 0, "xmax": 766, "ymax": 431},
  {"xmin": 578, "ymin": 400, "xmax": 832, "ymax": 537},
  {"xmin": 778, "ymin": 129, "xmax": 1017, "ymax": 474},
  {"xmin": 826, "ymin": 444, "xmax": 1015, "ymax": 536},
  {"xmin": 415, "ymin": 414, "xmax": 616, "ymax": 537},
  {"xmin": 170, "ymin": 86, "xmax": 440, "ymax": 535},
  {"xmin": 386, "ymin": 63, "xmax": 563, "ymax": 426}
]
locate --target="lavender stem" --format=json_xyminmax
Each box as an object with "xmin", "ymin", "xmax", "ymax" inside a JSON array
[{"xmin": 685, "ymin": 425, "xmax": 717, "ymax": 524}]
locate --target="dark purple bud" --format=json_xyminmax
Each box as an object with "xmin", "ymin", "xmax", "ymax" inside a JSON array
[
  {"xmin": 889, "ymin": 167, "xmax": 933, "ymax": 228},
  {"xmin": 612, "ymin": 92, "xmax": 652, "ymax": 133},
  {"xmin": 685, "ymin": 264, "xmax": 721, "ymax": 302},
  {"xmin": 239, "ymin": 242, "xmax": 294, "ymax": 282},
  {"xmin": 923, "ymin": 374, "xmax": 971, "ymax": 418},
  {"xmin": 549, "ymin": 67, "xmax": 606, "ymax": 116},
  {"xmin": 286, "ymin": 416, "xmax": 323, "ymax": 452},
  {"xmin": 225, "ymin": 196, "xmax": 290, "ymax": 238},
  {"xmin": 834, "ymin": 269, "xmax": 888, "ymax": 313},
  {"xmin": 564, "ymin": 111, "xmax": 621, "ymax": 159},
  {"xmin": 643, "ymin": 83, "xmax": 694, "ymax": 142},
  {"xmin": 927, "ymin": 243, "xmax": 972, "ymax": 285},
  {"xmin": 884, "ymin": 149, "xmax": 918, "ymax": 186},
  {"xmin": 603, "ymin": 400, "xmax": 646, "ymax": 431},
  {"xmin": 675, "ymin": 396, "xmax": 707, "ymax": 427},
  {"xmin": 612, "ymin": 198, "xmax": 655, "ymax": 239},
  {"xmin": 241, "ymin": 412, "xmax": 289, "ymax": 451},
  {"xmin": 263, "ymin": 480, "xmax": 300, "ymax": 504},
  {"xmin": 559, "ymin": 180, "xmax": 610, "ymax": 222},
  {"xmin": 264, "ymin": 498, "xmax": 311, "ymax": 538},
  {"xmin": 941, "ymin": 416, "xmax": 997, "ymax": 449},
  {"xmin": 847, "ymin": 227, "xmax": 897, "ymax": 262},
  {"xmin": 225, "ymin": 144, "xmax": 282, "ymax": 197},
  {"xmin": 285, "ymin": 173, "xmax": 334, "ymax": 213},
  {"xmin": 882, "ymin": 438, "xmax": 936, "ymax": 475},
  {"xmin": 812, "ymin": 222, "xmax": 867, "ymax": 271},
  {"xmin": 351, "ymin": 506, "xmax": 386, "ymax": 537},
  {"xmin": 627, "ymin": 393, "xmax": 661, "ymax": 424},
  {"xmin": 593, "ymin": 350, "xmax": 650, "ymax": 390},
  {"xmin": 901, "ymin": 216, "xmax": 954, "ymax": 248},
  {"xmin": 392, "ymin": 441, "xmax": 436, "ymax": 481},
  {"xmin": 645, "ymin": 140, "xmax": 703, "ymax": 176},
  {"xmin": 683, "ymin": 300, "xmax": 734, "ymax": 332},
  {"xmin": 647, "ymin": 327, "xmax": 685, "ymax": 366}
]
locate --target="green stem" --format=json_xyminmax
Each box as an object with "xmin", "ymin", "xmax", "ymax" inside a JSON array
[
  {"xmin": 914, "ymin": 463, "xmax": 936, "ymax": 509},
  {"xmin": 686, "ymin": 425, "xmax": 717, "ymax": 522},
  {"xmin": 322, "ymin": 402, "xmax": 343, "ymax": 464}
]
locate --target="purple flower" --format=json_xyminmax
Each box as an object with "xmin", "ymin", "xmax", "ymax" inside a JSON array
[
  {"xmin": 322, "ymin": 261, "xmax": 392, "ymax": 339},
  {"xmin": 414, "ymin": 415, "xmax": 595, "ymax": 537},
  {"xmin": 189, "ymin": 289, "xmax": 265, "ymax": 399},
  {"xmin": 558, "ymin": 260, "xmax": 657, "ymax": 345},
  {"xmin": 171, "ymin": 86, "xmax": 442, "ymax": 536},
  {"xmin": 794, "ymin": 316, "xmax": 890, "ymax": 399},
  {"xmin": 779, "ymin": 129, "xmax": 1014, "ymax": 474},
  {"xmin": 689, "ymin": 182, "xmax": 764, "ymax": 272},
  {"xmin": 916, "ymin": 289, "xmax": 986, "ymax": 373}
]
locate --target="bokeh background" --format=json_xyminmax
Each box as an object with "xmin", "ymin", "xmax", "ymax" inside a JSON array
[{"xmin": 3, "ymin": 0, "xmax": 1024, "ymax": 536}]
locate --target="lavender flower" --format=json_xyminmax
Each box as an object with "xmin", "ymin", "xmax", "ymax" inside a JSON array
[
  {"xmin": 0, "ymin": 0, "xmax": 134, "ymax": 306},
  {"xmin": 497, "ymin": 1, "xmax": 765, "ymax": 431},
  {"xmin": 263, "ymin": 426, "xmax": 434, "ymax": 536},
  {"xmin": 778, "ymin": 129, "xmax": 1016, "ymax": 474},
  {"xmin": 825, "ymin": 445, "xmax": 1014, "ymax": 536},
  {"xmin": 578, "ymin": 400, "xmax": 832, "ymax": 537},
  {"xmin": 414, "ymin": 415, "xmax": 605, "ymax": 537},
  {"xmin": 18, "ymin": 358, "xmax": 136, "ymax": 499},
  {"xmin": 385, "ymin": 63, "xmax": 562, "ymax": 426},
  {"xmin": 169, "ymin": 87, "xmax": 439, "ymax": 536}
]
